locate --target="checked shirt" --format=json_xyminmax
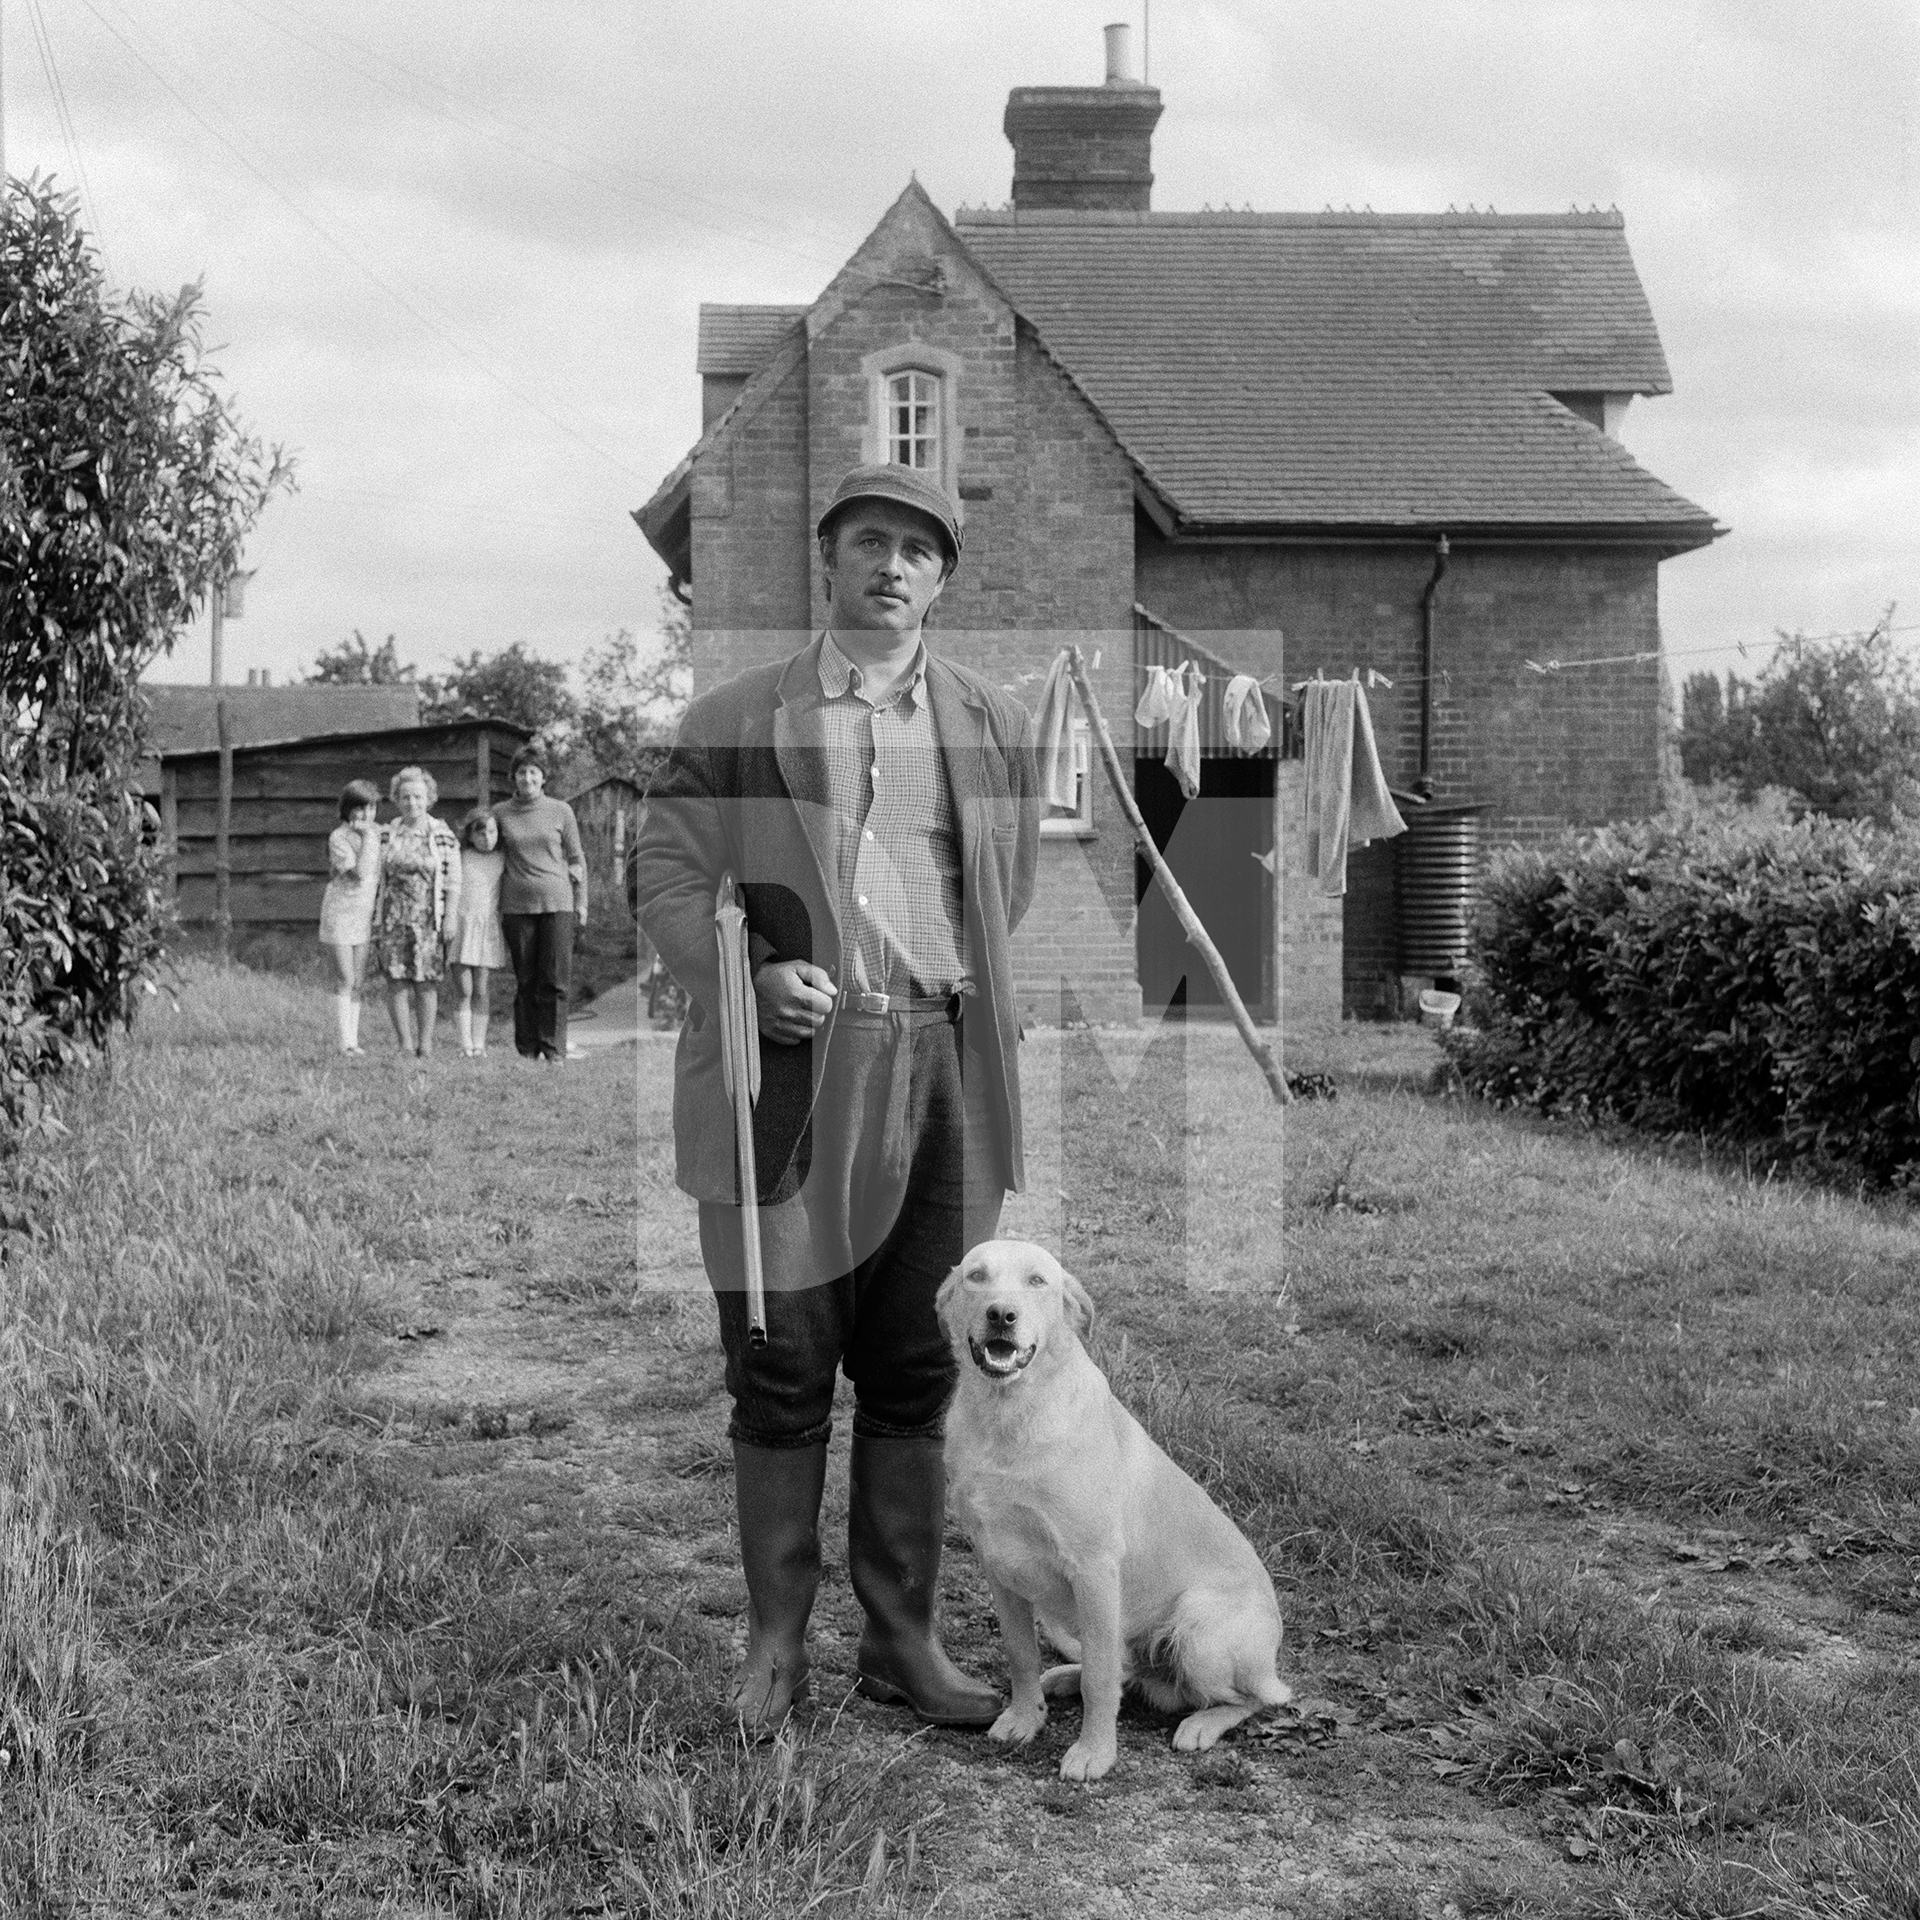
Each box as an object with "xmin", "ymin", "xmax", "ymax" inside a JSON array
[{"xmin": 816, "ymin": 632, "xmax": 968, "ymax": 998}]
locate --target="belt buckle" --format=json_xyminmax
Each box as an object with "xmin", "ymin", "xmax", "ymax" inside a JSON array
[{"xmin": 853, "ymin": 990, "xmax": 890, "ymax": 1014}]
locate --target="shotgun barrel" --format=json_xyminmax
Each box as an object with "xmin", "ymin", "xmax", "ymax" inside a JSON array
[{"xmin": 714, "ymin": 874, "xmax": 767, "ymax": 1346}]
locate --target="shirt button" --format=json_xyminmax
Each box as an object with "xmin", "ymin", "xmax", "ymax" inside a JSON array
[
  {"xmin": 863, "ymin": 828, "xmax": 874, "ymax": 842},
  {"xmin": 856, "ymin": 894, "xmax": 868, "ymax": 908}
]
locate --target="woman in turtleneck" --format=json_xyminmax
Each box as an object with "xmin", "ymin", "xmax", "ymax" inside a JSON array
[{"xmin": 493, "ymin": 742, "xmax": 588, "ymax": 1062}]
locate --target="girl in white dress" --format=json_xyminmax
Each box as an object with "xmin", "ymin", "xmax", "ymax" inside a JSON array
[
  {"xmin": 317, "ymin": 779, "xmax": 382, "ymax": 1053},
  {"xmin": 450, "ymin": 808, "xmax": 509, "ymax": 1056}
]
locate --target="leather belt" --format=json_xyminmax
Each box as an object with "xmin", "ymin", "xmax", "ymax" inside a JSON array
[{"xmin": 836, "ymin": 988, "xmax": 966, "ymax": 1022}]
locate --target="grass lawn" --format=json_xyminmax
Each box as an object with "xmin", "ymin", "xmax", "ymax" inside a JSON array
[{"xmin": 1, "ymin": 965, "xmax": 1915, "ymax": 1917}]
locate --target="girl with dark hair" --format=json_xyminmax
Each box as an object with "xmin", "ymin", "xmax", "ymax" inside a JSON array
[
  {"xmin": 449, "ymin": 807, "xmax": 508, "ymax": 1056},
  {"xmin": 494, "ymin": 743, "xmax": 588, "ymax": 1061},
  {"xmin": 317, "ymin": 778, "xmax": 383, "ymax": 1053}
]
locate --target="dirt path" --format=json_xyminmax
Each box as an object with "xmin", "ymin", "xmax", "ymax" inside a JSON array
[{"xmin": 345, "ymin": 1033, "xmax": 1588, "ymax": 1919}]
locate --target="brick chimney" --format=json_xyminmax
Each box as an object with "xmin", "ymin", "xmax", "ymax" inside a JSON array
[{"xmin": 1004, "ymin": 24, "xmax": 1163, "ymax": 212}]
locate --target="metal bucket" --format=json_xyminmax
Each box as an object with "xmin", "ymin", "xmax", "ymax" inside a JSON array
[{"xmin": 1395, "ymin": 804, "xmax": 1486, "ymax": 977}]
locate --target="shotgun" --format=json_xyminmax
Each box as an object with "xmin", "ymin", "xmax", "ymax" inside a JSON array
[{"xmin": 713, "ymin": 873, "xmax": 767, "ymax": 1347}]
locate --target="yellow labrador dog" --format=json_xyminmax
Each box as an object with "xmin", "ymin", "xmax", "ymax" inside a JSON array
[{"xmin": 936, "ymin": 1239, "xmax": 1290, "ymax": 1782}]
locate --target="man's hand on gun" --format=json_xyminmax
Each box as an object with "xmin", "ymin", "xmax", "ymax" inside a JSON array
[{"xmin": 753, "ymin": 959, "xmax": 835, "ymax": 1043}]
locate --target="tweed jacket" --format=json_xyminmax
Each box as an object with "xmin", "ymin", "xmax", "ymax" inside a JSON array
[{"xmin": 633, "ymin": 637, "xmax": 1039, "ymax": 1206}]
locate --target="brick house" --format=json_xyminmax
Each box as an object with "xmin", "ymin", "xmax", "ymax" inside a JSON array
[{"xmin": 634, "ymin": 38, "xmax": 1720, "ymax": 1023}]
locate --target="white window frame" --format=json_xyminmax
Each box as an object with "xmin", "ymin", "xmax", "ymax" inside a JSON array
[
  {"xmin": 1039, "ymin": 718, "xmax": 1097, "ymax": 838},
  {"xmin": 860, "ymin": 343, "xmax": 962, "ymax": 503},
  {"xmin": 886, "ymin": 369, "xmax": 941, "ymax": 471}
]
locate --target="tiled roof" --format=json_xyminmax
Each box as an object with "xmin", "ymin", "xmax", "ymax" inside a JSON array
[
  {"xmin": 696, "ymin": 304, "xmax": 809, "ymax": 376},
  {"xmin": 139, "ymin": 683, "xmax": 421, "ymax": 756},
  {"xmin": 956, "ymin": 209, "xmax": 1715, "ymax": 534}
]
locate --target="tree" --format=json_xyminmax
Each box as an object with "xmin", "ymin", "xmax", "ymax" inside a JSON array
[
  {"xmin": 0, "ymin": 177, "xmax": 290, "ymax": 1127},
  {"xmin": 1675, "ymin": 613, "xmax": 1920, "ymax": 827},
  {"xmin": 418, "ymin": 640, "xmax": 575, "ymax": 740},
  {"xmin": 567, "ymin": 589, "xmax": 690, "ymax": 788},
  {"xmin": 1, "ymin": 178, "xmax": 291, "ymax": 779},
  {"xmin": 1677, "ymin": 670, "xmax": 1757, "ymax": 788},
  {"xmin": 307, "ymin": 630, "xmax": 414, "ymax": 685},
  {"xmin": 641, "ymin": 580, "xmax": 693, "ymax": 718}
]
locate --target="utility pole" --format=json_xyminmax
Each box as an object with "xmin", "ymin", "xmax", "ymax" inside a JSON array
[{"xmin": 211, "ymin": 586, "xmax": 232, "ymax": 964}]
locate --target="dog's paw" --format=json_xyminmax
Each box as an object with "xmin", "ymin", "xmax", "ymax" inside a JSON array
[
  {"xmin": 988, "ymin": 1701, "xmax": 1047, "ymax": 1746},
  {"xmin": 1058, "ymin": 1736, "xmax": 1117, "ymax": 1782},
  {"xmin": 1172, "ymin": 1704, "xmax": 1256, "ymax": 1751}
]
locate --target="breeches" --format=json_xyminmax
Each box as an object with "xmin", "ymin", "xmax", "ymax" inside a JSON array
[{"xmin": 699, "ymin": 1008, "xmax": 1006, "ymax": 1447}]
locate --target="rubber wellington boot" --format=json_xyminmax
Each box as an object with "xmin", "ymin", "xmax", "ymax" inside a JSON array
[
  {"xmin": 848, "ymin": 1433, "xmax": 1002, "ymax": 1727},
  {"xmin": 728, "ymin": 1440, "xmax": 829, "ymax": 1734}
]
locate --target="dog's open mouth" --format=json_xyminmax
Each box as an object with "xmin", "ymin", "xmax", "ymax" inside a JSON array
[{"xmin": 969, "ymin": 1335, "xmax": 1037, "ymax": 1379}]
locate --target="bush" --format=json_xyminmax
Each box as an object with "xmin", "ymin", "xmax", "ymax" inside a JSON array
[
  {"xmin": 1, "ymin": 177, "xmax": 286, "ymax": 1137},
  {"xmin": 1445, "ymin": 811, "xmax": 1920, "ymax": 1187},
  {"xmin": 0, "ymin": 761, "xmax": 168, "ymax": 1135}
]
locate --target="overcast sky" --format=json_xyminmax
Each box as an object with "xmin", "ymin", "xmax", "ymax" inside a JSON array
[{"xmin": 8, "ymin": 0, "xmax": 1916, "ymax": 691}]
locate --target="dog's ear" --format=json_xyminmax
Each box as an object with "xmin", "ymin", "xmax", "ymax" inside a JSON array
[
  {"xmin": 933, "ymin": 1265, "xmax": 965, "ymax": 1343},
  {"xmin": 1061, "ymin": 1269, "xmax": 1095, "ymax": 1341}
]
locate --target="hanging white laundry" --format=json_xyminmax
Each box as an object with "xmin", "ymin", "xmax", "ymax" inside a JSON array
[
  {"xmin": 1302, "ymin": 677, "xmax": 1406, "ymax": 896},
  {"xmin": 1165, "ymin": 661, "xmax": 1203, "ymax": 799},
  {"xmin": 1134, "ymin": 663, "xmax": 1177, "ymax": 728},
  {"xmin": 1031, "ymin": 650, "xmax": 1079, "ymax": 811},
  {"xmin": 1222, "ymin": 674, "xmax": 1272, "ymax": 753}
]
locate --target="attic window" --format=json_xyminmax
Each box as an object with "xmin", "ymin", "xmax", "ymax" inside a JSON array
[
  {"xmin": 861, "ymin": 343, "xmax": 961, "ymax": 497},
  {"xmin": 886, "ymin": 369, "xmax": 941, "ymax": 470}
]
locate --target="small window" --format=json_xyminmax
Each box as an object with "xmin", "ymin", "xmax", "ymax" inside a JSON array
[
  {"xmin": 1040, "ymin": 719, "xmax": 1096, "ymax": 838},
  {"xmin": 886, "ymin": 369, "xmax": 941, "ymax": 471}
]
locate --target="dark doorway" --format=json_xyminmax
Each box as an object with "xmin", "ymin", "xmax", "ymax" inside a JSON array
[{"xmin": 1135, "ymin": 755, "xmax": 1275, "ymax": 1017}]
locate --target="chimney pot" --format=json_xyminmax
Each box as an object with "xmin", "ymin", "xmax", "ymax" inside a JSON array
[{"xmin": 1004, "ymin": 32, "xmax": 1163, "ymax": 213}]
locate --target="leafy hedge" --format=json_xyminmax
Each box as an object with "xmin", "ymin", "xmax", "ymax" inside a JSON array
[
  {"xmin": 1444, "ymin": 813, "xmax": 1920, "ymax": 1187},
  {"xmin": 1, "ymin": 762, "xmax": 168, "ymax": 1136}
]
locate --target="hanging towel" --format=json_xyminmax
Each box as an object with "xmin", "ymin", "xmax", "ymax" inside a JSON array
[
  {"xmin": 1032, "ymin": 649, "xmax": 1079, "ymax": 811},
  {"xmin": 1222, "ymin": 674, "xmax": 1272, "ymax": 753},
  {"xmin": 1134, "ymin": 663, "xmax": 1176, "ymax": 728},
  {"xmin": 1302, "ymin": 678, "xmax": 1406, "ymax": 896},
  {"xmin": 1165, "ymin": 661, "xmax": 1203, "ymax": 799}
]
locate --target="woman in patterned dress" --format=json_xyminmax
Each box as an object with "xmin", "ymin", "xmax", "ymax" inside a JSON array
[{"xmin": 371, "ymin": 765, "xmax": 462, "ymax": 1058}]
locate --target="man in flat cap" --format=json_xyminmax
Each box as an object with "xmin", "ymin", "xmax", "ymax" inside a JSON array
[{"xmin": 633, "ymin": 462, "xmax": 1038, "ymax": 1732}]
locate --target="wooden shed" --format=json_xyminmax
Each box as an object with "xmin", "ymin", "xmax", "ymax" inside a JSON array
[
  {"xmin": 160, "ymin": 718, "xmax": 531, "ymax": 927},
  {"xmin": 565, "ymin": 775, "xmax": 646, "ymax": 927}
]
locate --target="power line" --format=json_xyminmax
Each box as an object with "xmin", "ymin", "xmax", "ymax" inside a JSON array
[
  {"xmin": 75, "ymin": 0, "xmax": 649, "ymax": 485},
  {"xmin": 213, "ymin": 0, "xmax": 853, "ymax": 275},
  {"xmin": 25, "ymin": 0, "xmax": 111, "ymax": 274},
  {"xmin": 301, "ymin": 484, "xmax": 634, "ymax": 534}
]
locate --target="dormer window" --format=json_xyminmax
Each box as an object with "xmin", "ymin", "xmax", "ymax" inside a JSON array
[
  {"xmin": 862, "ymin": 344, "xmax": 962, "ymax": 498},
  {"xmin": 887, "ymin": 369, "xmax": 941, "ymax": 470}
]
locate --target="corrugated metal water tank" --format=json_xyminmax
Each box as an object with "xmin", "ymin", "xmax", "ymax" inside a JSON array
[{"xmin": 1395, "ymin": 804, "xmax": 1486, "ymax": 977}]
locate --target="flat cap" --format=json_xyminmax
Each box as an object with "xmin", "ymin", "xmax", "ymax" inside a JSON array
[{"xmin": 816, "ymin": 462, "xmax": 963, "ymax": 567}]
